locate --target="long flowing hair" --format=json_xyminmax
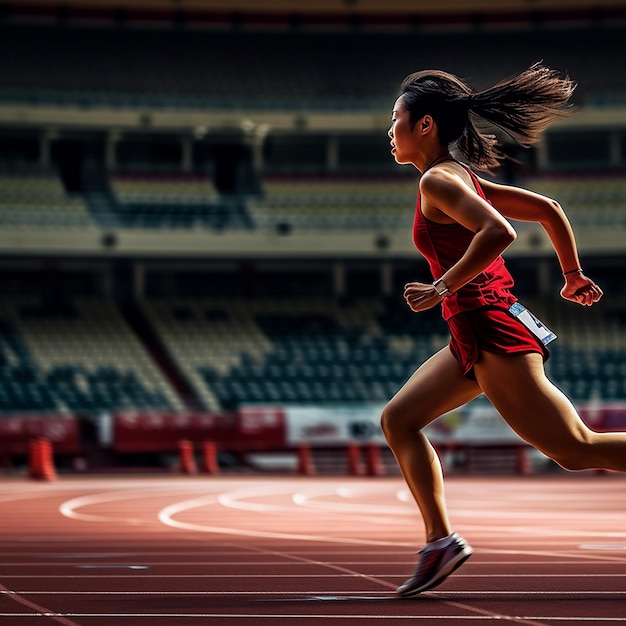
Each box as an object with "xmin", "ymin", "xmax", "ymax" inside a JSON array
[{"xmin": 399, "ymin": 62, "xmax": 576, "ymax": 170}]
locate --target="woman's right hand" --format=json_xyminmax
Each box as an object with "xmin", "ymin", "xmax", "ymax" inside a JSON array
[{"xmin": 403, "ymin": 282, "xmax": 443, "ymax": 312}]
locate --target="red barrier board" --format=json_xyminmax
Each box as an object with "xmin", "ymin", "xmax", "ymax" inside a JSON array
[
  {"xmin": 0, "ymin": 415, "xmax": 80, "ymax": 455},
  {"xmin": 237, "ymin": 406, "xmax": 287, "ymax": 449},
  {"xmin": 113, "ymin": 409, "xmax": 286, "ymax": 453},
  {"xmin": 113, "ymin": 412, "xmax": 235, "ymax": 452}
]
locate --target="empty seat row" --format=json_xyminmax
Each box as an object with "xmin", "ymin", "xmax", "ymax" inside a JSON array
[{"xmin": 2, "ymin": 294, "xmax": 626, "ymax": 416}]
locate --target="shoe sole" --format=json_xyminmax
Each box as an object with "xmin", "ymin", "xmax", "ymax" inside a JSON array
[{"xmin": 397, "ymin": 547, "xmax": 473, "ymax": 598}]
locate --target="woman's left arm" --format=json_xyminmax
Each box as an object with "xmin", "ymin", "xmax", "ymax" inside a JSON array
[{"xmin": 477, "ymin": 176, "xmax": 603, "ymax": 306}]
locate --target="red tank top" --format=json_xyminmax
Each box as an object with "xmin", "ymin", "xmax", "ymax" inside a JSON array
[{"xmin": 412, "ymin": 164, "xmax": 517, "ymax": 321}]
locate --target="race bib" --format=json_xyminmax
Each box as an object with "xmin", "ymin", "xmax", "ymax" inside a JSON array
[{"xmin": 509, "ymin": 302, "xmax": 557, "ymax": 345}]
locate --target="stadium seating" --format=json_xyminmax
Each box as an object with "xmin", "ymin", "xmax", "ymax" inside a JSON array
[
  {"xmin": 243, "ymin": 172, "xmax": 626, "ymax": 232},
  {"xmin": 3, "ymin": 165, "xmax": 626, "ymax": 233},
  {"xmin": 110, "ymin": 171, "xmax": 252, "ymax": 229},
  {"xmin": 0, "ymin": 298, "xmax": 182, "ymax": 414},
  {"xmin": 138, "ymin": 294, "xmax": 626, "ymax": 410},
  {"xmin": 525, "ymin": 175, "xmax": 626, "ymax": 227},
  {"xmin": 1, "ymin": 24, "xmax": 625, "ymax": 110},
  {"xmin": 0, "ymin": 169, "xmax": 93, "ymax": 228},
  {"xmin": 1, "ymin": 290, "xmax": 625, "ymax": 419},
  {"xmin": 248, "ymin": 175, "xmax": 417, "ymax": 231}
]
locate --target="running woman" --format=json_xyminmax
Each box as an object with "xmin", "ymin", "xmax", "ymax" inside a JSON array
[{"xmin": 382, "ymin": 63, "xmax": 626, "ymax": 597}]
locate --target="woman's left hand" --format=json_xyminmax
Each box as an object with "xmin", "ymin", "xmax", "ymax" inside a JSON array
[
  {"xmin": 404, "ymin": 282, "xmax": 443, "ymax": 312},
  {"xmin": 560, "ymin": 272, "xmax": 603, "ymax": 306}
]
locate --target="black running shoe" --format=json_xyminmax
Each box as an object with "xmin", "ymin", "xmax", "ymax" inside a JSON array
[{"xmin": 397, "ymin": 533, "xmax": 473, "ymax": 597}]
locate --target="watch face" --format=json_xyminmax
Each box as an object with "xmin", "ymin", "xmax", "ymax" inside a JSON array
[{"xmin": 433, "ymin": 280, "xmax": 447, "ymax": 296}]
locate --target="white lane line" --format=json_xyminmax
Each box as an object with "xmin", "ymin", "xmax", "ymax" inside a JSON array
[
  {"xmin": 292, "ymin": 491, "xmax": 411, "ymax": 517},
  {"xmin": 478, "ymin": 547, "xmax": 626, "ymax": 563},
  {"xmin": 4, "ymin": 590, "xmax": 626, "ymax": 596},
  {"xmin": 458, "ymin": 524, "xmax": 626, "ymax": 539},
  {"xmin": 0, "ymin": 570, "xmax": 388, "ymax": 586},
  {"xmin": 59, "ymin": 489, "xmax": 159, "ymax": 524},
  {"xmin": 0, "ymin": 584, "xmax": 82, "ymax": 626},
  {"xmin": 217, "ymin": 483, "xmax": 409, "ymax": 527},
  {"xmin": 0, "ymin": 553, "xmax": 626, "ymax": 564},
  {"xmin": 217, "ymin": 484, "xmax": 312, "ymax": 513},
  {"xmin": 5, "ymin": 562, "xmax": 623, "ymax": 570},
  {"xmin": 1, "ymin": 613, "xmax": 623, "ymax": 621},
  {"xmin": 3, "ymin": 571, "xmax": 626, "ymax": 579},
  {"xmin": 158, "ymin": 493, "xmax": 414, "ymax": 547},
  {"xmin": 2, "ymin": 590, "xmax": 394, "ymax": 596},
  {"xmin": 455, "ymin": 573, "xmax": 626, "ymax": 578},
  {"xmin": 58, "ymin": 484, "xmax": 228, "ymax": 524},
  {"xmin": 0, "ymin": 614, "xmax": 511, "ymax": 620}
]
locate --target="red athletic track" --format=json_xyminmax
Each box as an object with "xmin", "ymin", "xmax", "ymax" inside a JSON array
[{"xmin": 1, "ymin": 473, "xmax": 625, "ymax": 625}]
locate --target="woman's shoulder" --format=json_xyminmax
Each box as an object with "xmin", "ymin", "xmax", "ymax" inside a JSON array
[{"xmin": 420, "ymin": 161, "xmax": 479, "ymax": 199}]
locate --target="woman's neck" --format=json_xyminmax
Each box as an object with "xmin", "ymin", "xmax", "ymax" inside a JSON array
[{"xmin": 421, "ymin": 153, "xmax": 453, "ymax": 173}]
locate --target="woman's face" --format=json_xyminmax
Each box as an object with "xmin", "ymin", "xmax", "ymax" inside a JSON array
[{"xmin": 388, "ymin": 97, "xmax": 420, "ymax": 165}]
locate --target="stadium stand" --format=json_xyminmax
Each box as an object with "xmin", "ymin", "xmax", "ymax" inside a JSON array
[
  {"xmin": 139, "ymin": 295, "xmax": 446, "ymax": 409},
  {"xmin": 1, "ymin": 23, "xmax": 626, "ymax": 110},
  {"xmin": 1, "ymin": 5, "xmax": 625, "ymax": 472},
  {"xmin": 132, "ymin": 294, "xmax": 626, "ymax": 410},
  {"xmin": 249, "ymin": 175, "xmax": 417, "ymax": 232},
  {"xmin": 110, "ymin": 171, "xmax": 251, "ymax": 229},
  {"xmin": 525, "ymin": 174, "xmax": 626, "ymax": 227},
  {"xmin": 2, "ymin": 289, "xmax": 626, "ymax": 419},
  {"xmin": 0, "ymin": 168, "xmax": 93, "ymax": 228},
  {"xmin": 2, "ymin": 164, "xmax": 626, "ymax": 233},
  {"xmin": 0, "ymin": 297, "xmax": 183, "ymax": 414}
]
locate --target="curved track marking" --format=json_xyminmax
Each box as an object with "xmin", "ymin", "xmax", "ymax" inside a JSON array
[
  {"xmin": 295, "ymin": 485, "xmax": 411, "ymax": 514},
  {"xmin": 59, "ymin": 484, "xmax": 228, "ymax": 524},
  {"xmin": 4, "ymin": 476, "xmax": 624, "ymax": 626},
  {"xmin": 59, "ymin": 489, "xmax": 163, "ymax": 524},
  {"xmin": 158, "ymin": 491, "xmax": 415, "ymax": 546},
  {"xmin": 216, "ymin": 483, "xmax": 310, "ymax": 513}
]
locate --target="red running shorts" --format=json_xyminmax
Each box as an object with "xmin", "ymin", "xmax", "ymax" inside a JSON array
[{"xmin": 447, "ymin": 305, "xmax": 549, "ymax": 380}]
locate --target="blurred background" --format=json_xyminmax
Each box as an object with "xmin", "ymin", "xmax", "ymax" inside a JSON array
[{"xmin": 1, "ymin": 0, "xmax": 626, "ymax": 476}]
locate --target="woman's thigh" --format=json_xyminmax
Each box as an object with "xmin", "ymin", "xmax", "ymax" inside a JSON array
[
  {"xmin": 382, "ymin": 345, "xmax": 481, "ymax": 434},
  {"xmin": 473, "ymin": 350, "xmax": 593, "ymax": 458}
]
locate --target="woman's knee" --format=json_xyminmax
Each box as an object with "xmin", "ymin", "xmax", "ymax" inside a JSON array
[
  {"xmin": 380, "ymin": 401, "xmax": 417, "ymax": 444},
  {"xmin": 541, "ymin": 432, "xmax": 599, "ymax": 471},
  {"xmin": 380, "ymin": 402, "xmax": 399, "ymax": 442}
]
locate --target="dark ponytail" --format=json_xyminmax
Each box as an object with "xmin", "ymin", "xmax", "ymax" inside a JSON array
[{"xmin": 400, "ymin": 63, "xmax": 577, "ymax": 171}]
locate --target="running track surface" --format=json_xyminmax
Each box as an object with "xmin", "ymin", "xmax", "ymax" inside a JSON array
[{"xmin": 1, "ymin": 474, "xmax": 625, "ymax": 625}]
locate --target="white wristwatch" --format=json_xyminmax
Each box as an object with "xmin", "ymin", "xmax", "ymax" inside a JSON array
[{"xmin": 432, "ymin": 278, "xmax": 451, "ymax": 298}]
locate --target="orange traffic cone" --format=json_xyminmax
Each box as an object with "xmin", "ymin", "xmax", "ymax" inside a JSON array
[
  {"xmin": 202, "ymin": 440, "xmax": 219, "ymax": 474},
  {"xmin": 296, "ymin": 442, "xmax": 315, "ymax": 475},
  {"xmin": 346, "ymin": 441, "xmax": 365, "ymax": 476},
  {"xmin": 364, "ymin": 441, "xmax": 384, "ymax": 477},
  {"xmin": 178, "ymin": 439, "xmax": 198, "ymax": 474},
  {"xmin": 28, "ymin": 438, "xmax": 57, "ymax": 481}
]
